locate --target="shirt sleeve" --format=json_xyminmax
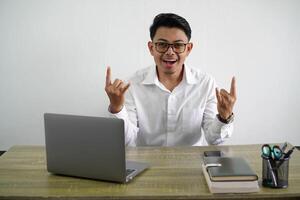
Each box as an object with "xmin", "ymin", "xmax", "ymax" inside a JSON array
[
  {"xmin": 201, "ymin": 78, "xmax": 234, "ymax": 145},
  {"xmin": 108, "ymin": 88, "xmax": 139, "ymax": 146}
]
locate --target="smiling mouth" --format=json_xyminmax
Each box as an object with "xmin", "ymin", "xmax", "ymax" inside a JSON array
[{"xmin": 163, "ymin": 59, "xmax": 177, "ymax": 65}]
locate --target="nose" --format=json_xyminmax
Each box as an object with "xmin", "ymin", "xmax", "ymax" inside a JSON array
[{"xmin": 165, "ymin": 45, "xmax": 175, "ymax": 55}]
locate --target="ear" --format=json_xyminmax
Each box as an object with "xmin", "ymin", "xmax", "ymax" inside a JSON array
[
  {"xmin": 185, "ymin": 42, "xmax": 193, "ymax": 56},
  {"xmin": 148, "ymin": 41, "xmax": 155, "ymax": 56}
]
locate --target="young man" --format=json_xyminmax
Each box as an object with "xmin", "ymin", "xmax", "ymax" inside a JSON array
[{"xmin": 105, "ymin": 13, "xmax": 236, "ymax": 146}]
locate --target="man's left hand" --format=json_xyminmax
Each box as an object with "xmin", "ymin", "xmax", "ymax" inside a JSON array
[{"xmin": 215, "ymin": 77, "xmax": 237, "ymax": 120}]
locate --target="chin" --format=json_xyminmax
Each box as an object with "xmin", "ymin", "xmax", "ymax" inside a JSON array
[{"xmin": 163, "ymin": 65, "xmax": 181, "ymax": 74}]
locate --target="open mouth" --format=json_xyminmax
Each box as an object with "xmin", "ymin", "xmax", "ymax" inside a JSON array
[{"xmin": 163, "ymin": 59, "xmax": 177, "ymax": 66}]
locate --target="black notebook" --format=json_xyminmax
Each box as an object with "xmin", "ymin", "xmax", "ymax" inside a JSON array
[{"xmin": 203, "ymin": 157, "xmax": 258, "ymax": 182}]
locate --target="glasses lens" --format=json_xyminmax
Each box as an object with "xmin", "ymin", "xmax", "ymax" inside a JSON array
[
  {"xmin": 155, "ymin": 42, "xmax": 169, "ymax": 53},
  {"xmin": 173, "ymin": 43, "xmax": 186, "ymax": 53}
]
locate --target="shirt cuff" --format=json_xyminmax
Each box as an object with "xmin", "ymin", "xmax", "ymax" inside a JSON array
[
  {"xmin": 216, "ymin": 113, "xmax": 234, "ymax": 124},
  {"xmin": 108, "ymin": 105, "xmax": 128, "ymax": 119}
]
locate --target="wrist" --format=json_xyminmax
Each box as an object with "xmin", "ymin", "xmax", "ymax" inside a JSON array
[
  {"xmin": 217, "ymin": 113, "xmax": 234, "ymax": 124},
  {"xmin": 109, "ymin": 105, "xmax": 123, "ymax": 114}
]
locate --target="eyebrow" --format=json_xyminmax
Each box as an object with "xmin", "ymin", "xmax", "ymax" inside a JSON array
[{"xmin": 156, "ymin": 39, "xmax": 186, "ymax": 43}]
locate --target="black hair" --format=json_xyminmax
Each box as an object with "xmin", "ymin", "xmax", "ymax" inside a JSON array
[{"xmin": 150, "ymin": 13, "xmax": 192, "ymax": 41}]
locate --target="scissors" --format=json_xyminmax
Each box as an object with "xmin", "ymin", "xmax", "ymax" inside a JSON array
[
  {"xmin": 261, "ymin": 144, "xmax": 283, "ymax": 187},
  {"xmin": 261, "ymin": 144, "xmax": 283, "ymax": 161}
]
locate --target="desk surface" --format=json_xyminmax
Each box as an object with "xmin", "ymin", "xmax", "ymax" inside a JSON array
[{"xmin": 0, "ymin": 144, "xmax": 300, "ymax": 200}]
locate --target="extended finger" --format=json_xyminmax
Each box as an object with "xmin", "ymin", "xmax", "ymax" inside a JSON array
[
  {"xmin": 106, "ymin": 66, "xmax": 111, "ymax": 86},
  {"xmin": 230, "ymin": 76, "xmax": 237, "ymax": 98}
]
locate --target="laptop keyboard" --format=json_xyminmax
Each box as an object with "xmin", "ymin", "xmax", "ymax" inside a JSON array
[{"xmin": 126, "ymin": 169, "xmax": 136, "ymax": 176}]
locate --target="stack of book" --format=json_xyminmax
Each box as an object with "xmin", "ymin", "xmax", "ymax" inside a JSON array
[{"xmin": 202, "ymin": 157, "xmax": 259, "ymax": 193}]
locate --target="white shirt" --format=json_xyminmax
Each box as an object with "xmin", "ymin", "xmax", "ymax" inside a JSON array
[{"xmin": 110, "ymin": 65, "xmax": 233, "ymax": 146}]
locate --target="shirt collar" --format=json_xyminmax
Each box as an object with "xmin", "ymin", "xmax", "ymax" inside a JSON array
[
  {"xmin": 141, "ymin": 65, "xmax": 159, "ymax": 85},
  {"xmin": 184, "ymin": 65, "xmax": 198, "ymax": 84},
  {"xmin": 141, "ymin": 65, "xmax": 198, "ymax": 85}
]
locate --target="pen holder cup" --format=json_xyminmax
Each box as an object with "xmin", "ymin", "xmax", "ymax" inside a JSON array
[{"xmin": 262, "ymin": 156, "xmax": 289, "ymax": 188}]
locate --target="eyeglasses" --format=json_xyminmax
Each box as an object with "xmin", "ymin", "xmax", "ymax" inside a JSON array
[{"xmin": 154, "ymin": 42, "xmax": 188, "ymax": 54}]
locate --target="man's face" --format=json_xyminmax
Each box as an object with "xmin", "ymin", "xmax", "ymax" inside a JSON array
[{"xmin": 148, "ymin": 27, "xmax": 193, "ymax": 75}]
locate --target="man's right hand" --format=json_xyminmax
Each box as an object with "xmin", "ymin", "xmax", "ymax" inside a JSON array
[{"xmin": 105, "ymin": 66, "xmax": 130, "ymax": 113}]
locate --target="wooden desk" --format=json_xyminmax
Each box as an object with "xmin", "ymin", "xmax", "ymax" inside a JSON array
[{"xmin": 0, "ymin": 145, "xmax": 299, "ymax": 199}]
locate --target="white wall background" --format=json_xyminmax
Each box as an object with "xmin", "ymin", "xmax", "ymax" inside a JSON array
[{"xmin": 0, "ymin": 0, "xmax": 299, "ymax": 150}]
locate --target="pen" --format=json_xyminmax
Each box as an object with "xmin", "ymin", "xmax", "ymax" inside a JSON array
[
  {"xmin": 280, "ymin": 142, "xmax": 288, "ymax": 153},
  {"xmin": 276, "ymin": 146, "xmax": 296, "ymax": 169},
  {"xmin": 284, "ymin": 146, "xmax": 296, "ymax": 159}
]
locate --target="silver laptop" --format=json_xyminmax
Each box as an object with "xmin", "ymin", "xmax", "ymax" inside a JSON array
[{"xmin": 44, "ymin": 113, "xmax": 149, "ymax": 183}]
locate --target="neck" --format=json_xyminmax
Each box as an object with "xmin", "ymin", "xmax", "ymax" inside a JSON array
[{"xmin": 156, "ymin": 66, "xmax": 184, "ymax": 92}]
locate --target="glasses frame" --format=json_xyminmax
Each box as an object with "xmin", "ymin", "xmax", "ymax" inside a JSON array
[{"xmin": 154, "ymin": 42, "xmax": 189, "ymax": 54}]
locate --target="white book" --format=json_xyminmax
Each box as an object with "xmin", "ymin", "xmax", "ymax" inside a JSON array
[{"xmin": 202, "ymin": 164, "xmax": 260, "ymax": 193}]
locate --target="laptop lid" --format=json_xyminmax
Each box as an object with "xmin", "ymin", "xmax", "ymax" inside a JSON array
[{"xmin": 44, "ymin": 113, "xmax": 148, "ymax": 183}]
